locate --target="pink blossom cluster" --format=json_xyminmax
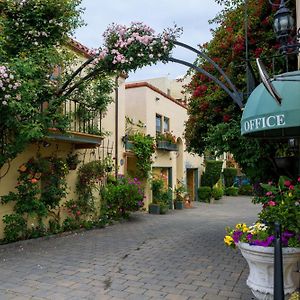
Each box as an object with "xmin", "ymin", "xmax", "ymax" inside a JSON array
[
  {"xmin": 0, "ymin": 65, "xmax": 21, "ymax": 106},
  {"xmin": 8, "ymin": 1, "xmax": 65, "ymax": 47},
  {"xmin": 97, "ymin": 22, "xmax": 178, "ymax": 68}
]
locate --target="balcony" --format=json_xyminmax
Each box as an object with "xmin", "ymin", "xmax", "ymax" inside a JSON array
[
  {"xmin": 43, "ymin": 99, "xmax": 103, "ymax": 149},
  {"xmin": 156, "ymin": 141, "xmax": 178, "ymax": 151}
]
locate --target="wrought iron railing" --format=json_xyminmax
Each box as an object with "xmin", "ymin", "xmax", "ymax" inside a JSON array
[
  {"xmin": 41, "ymin": 99, "xmax": 102, "ymax": 136},
  {"xmin": 156, "ymin": 141, "xmax": 178, "ymax": 151}
]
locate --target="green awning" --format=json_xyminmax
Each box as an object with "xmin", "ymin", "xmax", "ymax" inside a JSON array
[{"xmin": 241, "ymin": 71, "xmax": 300, "ymax": 138}]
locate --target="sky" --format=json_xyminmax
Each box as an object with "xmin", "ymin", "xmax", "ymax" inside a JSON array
[{"xmin": 73, "ymin": 0, "xmax": 223, "ymax": 81}]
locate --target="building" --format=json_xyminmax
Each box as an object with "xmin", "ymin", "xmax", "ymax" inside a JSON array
[
  {"xmin": 123, "ymin": 77, "xmax": 203, "ymax": 205},
  {"xmin": 0, "ymin": 40, "xmax": 203, "ymax": 240}
]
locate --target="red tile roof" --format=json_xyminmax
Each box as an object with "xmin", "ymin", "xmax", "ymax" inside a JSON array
[
  {"xmin": 125, "ymin": 82, "xmax": 187, "ymax": 109},
  {"xmin": 68, "ymin": 38, "xmax": 93, "ymax": 58}
]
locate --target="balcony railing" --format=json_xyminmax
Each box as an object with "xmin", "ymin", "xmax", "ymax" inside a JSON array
[
  {"xmin": 41, "ymin": 99, "xmax": 103, "ymax": 148},
  {"xmin": 156, "ymin": 141, "xmax": 178, "ymax": 151}
]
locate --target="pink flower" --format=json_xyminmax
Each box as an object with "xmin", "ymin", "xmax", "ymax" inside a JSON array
[
  {"xmin": 289, "ymin": 185, "xmax": 294, "ymax": 190},
  {"xmin": 284, "ymin": 180, "xmax": 291, "ymax": 187},
  {"xmin": 297, "ymin": 177, "xmax": 300, "ymax": 183},
  {"xmin": 268, "ymin": 200, "xmax": 276, "ymax": 206},
  {"xmin": 266, "ymin": 191, "xmax": 273, "ymax": 196}
]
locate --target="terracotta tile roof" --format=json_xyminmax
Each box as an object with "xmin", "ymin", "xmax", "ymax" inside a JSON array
[
  {"xmin": 68, "ymin": 38, "xmax": 93, "ymax": 58},
  {"xmin": 125, "ymin": 82, "xmax": 187, "ymax": 109}
]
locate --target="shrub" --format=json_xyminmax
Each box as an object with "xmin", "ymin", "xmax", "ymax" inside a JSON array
[
  {"xmin": 201, "ymin": 160, "xmax": 223, "ymax": 188},
  {"xmin": 2, "ymin": 214, "xmax": 26, "ymax": 243},
  {"xmin": 223, "ymin": 168, "xmax": 238, "ymax": 187},
  {"xmin": 101, "ymin": 176, "xmax": 144, "ymax": 219},
  {"xmin": 212, "ymin": 187, "xmax": 224, "ymax": 200},
  {"xmin": 151, "ymin": 177, "xmax": 165, "ymax": 203},
  {"xmin": 225, "ymin": 187, "xmax": 239, "ymax": 196},
  {"xmin": 238, "ymin": 184, "xmax": 253, "ymax": 196},
  {"xmin": 198, "ymin": 186, "xmax": 212, "ymax": 202}
]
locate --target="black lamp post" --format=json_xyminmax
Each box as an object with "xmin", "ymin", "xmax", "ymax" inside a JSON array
[{"xmin": 271, "ymin": 0, "xmax": 298, "ymax": 53}]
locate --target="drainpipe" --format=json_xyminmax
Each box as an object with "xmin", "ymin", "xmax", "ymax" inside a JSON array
[{"xmin": 115, "ymin": 76, "xmax": 119, "ymax": 179}]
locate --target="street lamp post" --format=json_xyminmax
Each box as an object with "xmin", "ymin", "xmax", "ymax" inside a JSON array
[{"xmin": 271, "ymin": 0, "xmax": 299, "ymax": 53}]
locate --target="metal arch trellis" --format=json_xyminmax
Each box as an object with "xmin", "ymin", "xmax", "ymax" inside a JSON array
[{"xmin": 168, "ymin": 40, "xmax": 244, "ymax": 109}]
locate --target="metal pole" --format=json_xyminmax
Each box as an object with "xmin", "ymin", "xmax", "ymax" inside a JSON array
[
  {"xmin": 114, "ymin": 76, "xmax": 119, "ymax": 179},
  {"xmin": 245, "ymin": 0, "xmax": 250, "ymax": 97},
  {"xmin": 274, "ymin": 222, "xmax": 284, "ymax": 300}
]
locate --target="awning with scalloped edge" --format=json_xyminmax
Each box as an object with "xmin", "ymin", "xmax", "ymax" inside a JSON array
[{"xmin": 241, "ymin": 71, "xmax": 300, "ymax": 138}]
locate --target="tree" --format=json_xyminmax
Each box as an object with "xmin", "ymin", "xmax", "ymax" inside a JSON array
[
  {"xmin": 0, "ymin": 0, "xmax": 182, "ymax": 169},
  {"xmin": 184, "ymin": 0, "xmax": 297, "ymax": 182}
]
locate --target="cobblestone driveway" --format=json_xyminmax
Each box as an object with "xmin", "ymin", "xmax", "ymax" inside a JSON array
[{"xmin": 0, "ymin": 196, "xmax": 260, "ymax": 300}]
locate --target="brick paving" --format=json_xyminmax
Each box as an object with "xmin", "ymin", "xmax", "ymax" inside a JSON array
[{"xmin": 0, "ymin": 196, "xmax": 261, "ymax": 300}]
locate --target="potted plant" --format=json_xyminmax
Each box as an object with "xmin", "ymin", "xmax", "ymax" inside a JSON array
[
  {"xmin": 159, "ymin": 188, "xmax": 172, "ymax": 214},
  {"xmin": 274, "ymin": 144, "xmax": 296, "ymax": 170},
  {"xmin": 224, "ymin": 176, "xmax": 300, "ymax": 300},
  {"xmin": 149, "ymin": 177, "xmax": 164, "ymax": 214},
  {"xmin": 174, "ymin": 181, "xmax": 186, "ymax": 209},
  {"xmin": 149, "ymin": 176, "xmax": 171, "ymax": 214}
]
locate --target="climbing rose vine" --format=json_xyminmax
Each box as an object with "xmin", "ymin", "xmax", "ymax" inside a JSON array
[
  {"xmin": 91, "ymin": 22, "xmax": 182, "ymax": 73},
  {"xmin": 0, "ymin": 65, "xmax": 22, "ymax": 106}
]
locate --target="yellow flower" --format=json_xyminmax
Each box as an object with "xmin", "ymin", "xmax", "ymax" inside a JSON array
[
  {"xmin": 235, "ymin": 223, "xmax": 242, "ymax": 229},
  {"xmin": 242, "ymin": 225, "xmax": 249, "ymax": 233},
  {"xmin": 224, "ymin": 235, "xmax": 234, "ymax": 246}
]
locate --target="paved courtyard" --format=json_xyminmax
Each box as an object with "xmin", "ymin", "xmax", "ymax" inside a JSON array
[{"xmin": 0, "ymin": 196, "xmax": 261, "ymax": 300}]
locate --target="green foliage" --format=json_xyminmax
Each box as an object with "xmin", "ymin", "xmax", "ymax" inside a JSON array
[
  {"xmin": 204, "ymin": 121, "xmax": 276, "ymax": 182},
  {"xmin": 225, "ymin": 187, "xmax": 239, "ymax": 196},
  {"xmin": 0, "ymin": 0, "xmax": 86, "ymax": 167},
  {"xmin": 1, "ymin": 156, "xmax": 69, "ymax": 242},
  {"xmin": 130, "ymin": 133, "xmax": 156, "ymax": 179},
  {"xmin": 62, "ymin": 216, "xmax": 80, "ymax": 231},
  {"xmin": 76, "ymin": 159, "xmax": 107, "ymax": 214},
  {"xmin": 201, "ymin": 160, "xmax": 223, "ymax": 188},
  {"xmin": 184, "ymin": 0, "xmax": 297, "ymax": 182},
  {"xmin": 238, "ymin": 184, "xmax": 253, "ymax": 195},
  {"xmin": 253, "ymin": 176, "xmax": 300, "ymax": 236},
  {"xmin": 198, "ymin": 186, "xmax": 212, "ymax": 202},
  {"xmin": 174, "ymin": 180, "xmax": 186, "ymax": 201},
  {"xmin": 2, "ymin": 214, "xmax": 26, "ymax": 243},
  {"xmin": 100, "ymin": 176, "xmax": 144, "ymax": 220},
  {"xmin": 212, "ymin": 187, "xmax": 224, "ymax": 200},
  {"xmin": 223, "ymin": 168, "xmax": 238, "ymax": 187},
  {"xmin": 151, "ymin": 177, "xmax": 165, "ymax": 203},
  {"xmin": 1, "ymin": 0, "xmax": 84, "ymax": 55}
]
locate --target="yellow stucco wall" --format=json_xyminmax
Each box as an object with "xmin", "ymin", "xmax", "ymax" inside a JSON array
[{"xmin": 125, "ymin": 78, "xmax": 204, "ymax": 203}]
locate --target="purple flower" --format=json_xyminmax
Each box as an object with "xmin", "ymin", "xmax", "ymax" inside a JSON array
[
  {"xmin": 246, "ymin": 233, "xmax": 253, "ymax": 241},
  {"xmin": 232, "ymin": 230, "xmax": 243, "ymax": 244},
  {"xmin": 281, "ymin": 231, "xmax": 294, "ymax": 246},
  {"xmin": 251, "ymin": 235, "xmax": 274, "ymax": 247}
]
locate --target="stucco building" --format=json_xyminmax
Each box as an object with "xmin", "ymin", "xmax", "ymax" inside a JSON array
[{"xmin": 0, "ymin": 38, "xmax": 204, "ymax": 239}]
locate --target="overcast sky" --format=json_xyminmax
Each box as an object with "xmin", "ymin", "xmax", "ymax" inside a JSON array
[{"xmin": 73, "ymin": 0, "xmax": 223, "ymax": 81}]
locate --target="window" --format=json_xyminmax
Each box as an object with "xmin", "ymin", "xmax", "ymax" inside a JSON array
[
  {"xmin": 156, "ymin": 114, "xmax": 162, "ymax": 133},
  {"xmin": 163, "ymin": 117, "xmax": 170, "ymax": 132}
]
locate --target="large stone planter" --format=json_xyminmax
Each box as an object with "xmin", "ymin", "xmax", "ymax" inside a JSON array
[{"xmin": 238, "ymin": 242, "xmax": 300, "ymax": 300}]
